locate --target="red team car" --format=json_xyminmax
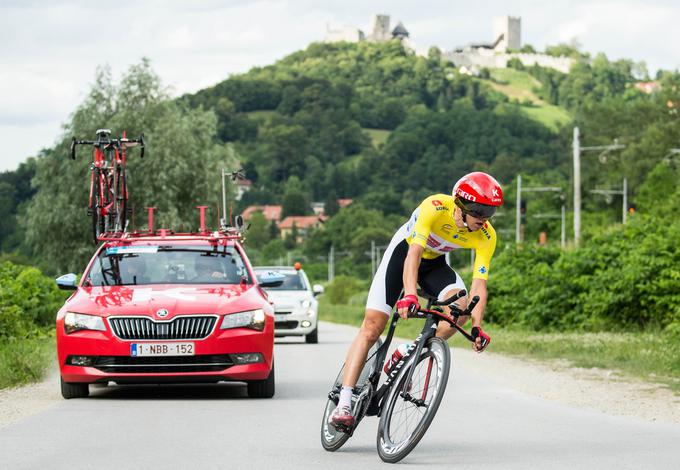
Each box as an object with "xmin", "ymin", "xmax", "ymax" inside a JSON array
[{"xmin": 55, "ymin": 229, "xmax": 281, "ymax": 399}]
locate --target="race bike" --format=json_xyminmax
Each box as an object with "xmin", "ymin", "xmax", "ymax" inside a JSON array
[
  {"xmin": 320, "ymin": 290, "xmax": 483, "ymax": 463},
  {"xmin": 71, "ymin": 129, "xmax": 144, "ymax": 242}
]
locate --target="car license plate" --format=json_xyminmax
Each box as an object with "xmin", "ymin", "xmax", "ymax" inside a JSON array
[
  {"xmin": 131, "ymin": 342, "xmax": 194, "ymax": 357},
  {"xmin": 275, "ymin": 314, "xmax": 289, "ymax": 322}
]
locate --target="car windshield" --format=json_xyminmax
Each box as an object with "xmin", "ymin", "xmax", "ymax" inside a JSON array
[
  {"xmin": 86, "ymin": 244, "xmax": 251, "ymax": 286},
  {"xmin": 255, "ymin": 269, "xmax": 306, "ymax": 291}
]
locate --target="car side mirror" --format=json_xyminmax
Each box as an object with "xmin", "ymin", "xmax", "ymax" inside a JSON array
[
  {"xmin": 313, "ymin": 284, "xmax": 324, "ymax": 297},
  {"xmin": 257, "ymin": 270, "xmax": 285, "ymax": 288},
  {"xmin": 56, "ymin": 273, "xmax": 78, "ymax": 290}
]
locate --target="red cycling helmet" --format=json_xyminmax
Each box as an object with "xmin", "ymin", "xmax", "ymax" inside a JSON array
[{"xmin": 452, "ymin": 172, "xmax": 503, "ymax": 219}]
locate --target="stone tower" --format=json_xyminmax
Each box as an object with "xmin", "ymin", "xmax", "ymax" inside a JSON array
[
  {"xmin": 370, "ymin": 14, "xmax": 391, "ymax": 42},
  {"xmin": 492, "ymin": 15, "xmax": 521, "ymax": 51}
]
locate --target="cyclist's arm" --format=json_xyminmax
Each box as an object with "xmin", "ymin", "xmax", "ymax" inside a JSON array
[
  {"xmin": 403, "ymin": 243, "xmax": 424, "ymax": 297},
  {"xmin": 469, "ymin": 223, "xmax": 496, "ymax": 328},
  {"xmin": 468, "ymin": 278, "xmax": 488, "ymax": 328}
]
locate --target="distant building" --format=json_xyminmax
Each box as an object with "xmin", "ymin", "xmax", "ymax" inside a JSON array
[
  {"xmin": 242, "ymin": 205, "xmax": 282, "ymax": 223},
  {"xmin": 325, "ymin": 14, "xmax": 413, "ymax": 50},
  {"xmin": 444, "ymin": 15, "xmax": 574, "ymax": 74},
  {"xmin": 310, "ymin": 198, "xmax": 354, "ymax": 216},
  {"xmin": 325, "ymin": 23, "xmax": 365, "ymax": 42},
  {"xmin": 278, "ymin": 215, "xmax": 327, "ymax": 243},
  {"xmin": 634, "ymin": 81, "xmax": 660, "ymax": 94},
  {"xmin": 234, "ymin": 178, "xmax": 252, "ymax": 201}
]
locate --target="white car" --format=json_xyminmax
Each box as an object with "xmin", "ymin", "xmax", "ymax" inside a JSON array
[{"xmin": 254, "ymin": 265, "xmax": 324, "ymax": 343}]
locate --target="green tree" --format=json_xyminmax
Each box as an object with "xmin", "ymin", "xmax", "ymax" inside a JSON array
[
  {"xmin": 22, "ymin": 60, "xmax": 235, "ymax": 274},
  {"xmin": 281, "ymin": 176, "xmax": 310, "ymax": 217},
  {"xmin": 246, "ymin": 211, "xmax": 270, "ymax": 248}
]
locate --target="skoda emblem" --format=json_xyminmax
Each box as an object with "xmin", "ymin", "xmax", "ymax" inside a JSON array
[{"xmin": 156, "ymin": 308, "xmax": 169, "ymax": 318}]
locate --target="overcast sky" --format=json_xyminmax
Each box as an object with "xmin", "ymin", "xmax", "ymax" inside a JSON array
[{"xmin": 1, "ymin": 0, "xmax": 678, "ymax": 172}]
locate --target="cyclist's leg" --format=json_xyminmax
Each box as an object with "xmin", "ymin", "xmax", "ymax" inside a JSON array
[
  {"xmin": 418, "ymin": 258, "xmax": 468, "ymax": 340},
  {"xmin": 341, "ymin": 309, "xmax": 389, "ymax": 388}
]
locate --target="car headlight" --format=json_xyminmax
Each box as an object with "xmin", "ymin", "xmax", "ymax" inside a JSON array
[
  {"xmin": 220, "ymin": 309, "xmax": 266, "ymax": 331},
  {"xmin": 64, "ymin": 312, "xmax": 106, "ymax": 334},
  {"xmin": 301, "ymin": 299, "xmax": 312, "ymax": 309}
]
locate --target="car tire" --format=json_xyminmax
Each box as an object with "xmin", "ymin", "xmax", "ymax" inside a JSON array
[
  {"xmin": 247, "ymin": 361, "xmax": 275, "ymax": 398},
  {"xmin": 305, "ymin": 326, "xmax": 318, "ymax": 344},
  {"xmin": 60, "ymin": 377, "xmax": 89, "ymax": 399}
]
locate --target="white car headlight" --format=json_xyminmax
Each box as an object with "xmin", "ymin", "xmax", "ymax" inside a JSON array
[
  {"xmin": 64, "ymin": 312, "xmax": 106, "ymax": 334},
  {"xmin": 220, "ymin": 309, "xmax": 266, "ymax": 331}
]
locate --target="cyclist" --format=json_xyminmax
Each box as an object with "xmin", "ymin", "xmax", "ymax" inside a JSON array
[{"xmin": 329, "ymin": 172, "xmax": 503, "ymax": 430}]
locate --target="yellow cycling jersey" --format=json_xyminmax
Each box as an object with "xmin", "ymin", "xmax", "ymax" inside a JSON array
[{"xmin": 403, "ymin": 194, "xmax": 497, "ymax": 280}]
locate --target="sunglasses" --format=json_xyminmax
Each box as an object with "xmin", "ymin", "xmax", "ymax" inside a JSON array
[{"xmin": 454, "ymin": 199, "xmax": 497, "ymax": 220}]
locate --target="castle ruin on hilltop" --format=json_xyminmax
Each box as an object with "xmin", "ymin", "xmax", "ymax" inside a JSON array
[
  {"xmin": 324, "ymin": 15, "xmax": 573, "ymax": 74},
  {"xmin": 325, "ymin": 14, "xmax": 413, "ymax": 49}
]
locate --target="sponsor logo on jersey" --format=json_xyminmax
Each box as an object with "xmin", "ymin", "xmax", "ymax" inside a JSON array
[
  {"xmin": 478, "ymin": 266, "xmax": 487, "ymax": 274},
  {"xmin": 432, "ymin": 199, "xmax": 443, "ymax": 207},
  {"xmin": 427, "ymin": 235, "xmax": 441, "ymax": 248},
  {"xmin": 442, "ymin": 224, "xmax": 454, "ymax": 232},
  {"xmin": 480, "ymin": 226, "xmax": 491, "ymax": 240},
  {"xmin": 440, "ymin": 246, "xmax": 455, "ymax": 253}
]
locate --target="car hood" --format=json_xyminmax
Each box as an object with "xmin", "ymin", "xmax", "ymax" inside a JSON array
[{"xmin": 65, "ymin": 284, "xmax": 266, "ymax": 318}]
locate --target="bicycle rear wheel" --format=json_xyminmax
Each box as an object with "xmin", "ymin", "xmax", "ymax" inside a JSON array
[
  {"xmin": 113, "ymin": 163, "xmax": 127, "ymax": 233},
  {"xmin": 320, "ymin": 339, "xmax": 382, "ymax": 451},
  {"xmin": 377, "ymin": 337, "xmax": 450, "ymax": 463},
  {"xmin": 91, "ymin": 169, "xmax": 105, "ymax": 243}
]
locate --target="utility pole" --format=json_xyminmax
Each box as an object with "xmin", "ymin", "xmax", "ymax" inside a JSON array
[
  {"xmin": 516, "ymin": 175, "xmax": 522, "ymax": 243},
  {"xmin": 328, "ymin": 245, "xmax": 335, "ymax": 282},
  {"xmin": 573, "ymin": 127, "xmax": 625, "ymax": 245},
  {"xmin": 590, "ymin": 177, "xmax": 628, "ymax": 225},
  {"xmin": 516, "ymin": 174, "xmax": 563, "ymax": 245},
  {"xmin": 573, "ymin": 127, "xmax": 580, "ymax": 246},
  {"xmin": 371, "ymin": 241, "xmax": 376, "ymax": 277}
]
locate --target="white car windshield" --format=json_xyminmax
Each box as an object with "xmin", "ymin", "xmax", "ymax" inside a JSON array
[
  {"xmin": 86, "ymin": 245, "xmax": 251, "ymax": 286},
  {"xmin": 256, "ymin": 270, "xmax": 306, "ymax": 291}
]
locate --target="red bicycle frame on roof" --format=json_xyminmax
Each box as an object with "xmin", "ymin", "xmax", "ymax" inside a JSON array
[{"xmin": 71, "ymin": 129, "xmax": 145, "ymax": 243}]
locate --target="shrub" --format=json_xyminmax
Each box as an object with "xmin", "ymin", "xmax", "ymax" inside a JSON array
[{"xmin": 325, "ymin": 275, "xmax": 367, "ymax": 305}]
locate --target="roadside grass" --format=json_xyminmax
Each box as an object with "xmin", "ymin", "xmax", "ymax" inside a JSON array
[
  {"xmin": 319, "ymin": 300, "xmax": 680, "ymax": 393},
  {"xmin": 0, "ymin": 330, "xmax": 55, "ymax": 389}
]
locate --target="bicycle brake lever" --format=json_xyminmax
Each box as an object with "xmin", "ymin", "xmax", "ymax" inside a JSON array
[
  {"xmin": 139, "ymin": 134, "xmax": 145, "ymax": 158},
  {"xmin": 70, "ymin": 138, "xmax": 77, "ymax": 160}
]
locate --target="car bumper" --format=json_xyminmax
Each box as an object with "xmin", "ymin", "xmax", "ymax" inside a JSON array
[
  {"xmin": 274, "ymin": 313, "xmax": 317, "ymax": 337},
  {"xmin": 57, "ymin": 323, "xmax": 274, "ymax": 384}
]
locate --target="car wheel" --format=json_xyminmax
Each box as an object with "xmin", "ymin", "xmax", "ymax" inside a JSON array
[
  {"xmin": 247, "ymin": 361, "xmax": 275, "ymax": 398},
  {"xmin": 305, "ymin": 326, "xmax": 318, "ymax": 344},
  {"xmin": 60, "ymin": 377, "xmax": 89, "ymax": 399}
]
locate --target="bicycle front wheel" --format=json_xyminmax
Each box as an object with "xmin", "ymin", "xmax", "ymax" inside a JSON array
[
  {"xmin": 377, "ymin": 337, "xmax": 450, "ymax": 463},
  {"xmin": 320, "ymin": 339, "xmax": 382, "ymax": 452}
]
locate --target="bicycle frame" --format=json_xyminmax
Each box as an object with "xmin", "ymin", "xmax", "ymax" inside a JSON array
[{"xmin": 363, "ymin": 290, "xmax": 478, "ymax": 417}]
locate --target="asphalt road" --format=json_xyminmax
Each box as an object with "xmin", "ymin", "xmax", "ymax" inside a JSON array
[{"xmin": 1, "ymin": 321, "xmax": 679, "ymax": 469}]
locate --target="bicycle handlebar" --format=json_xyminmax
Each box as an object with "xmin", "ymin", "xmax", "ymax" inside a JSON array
[
  {"xmin": 406, "ymin": 292, "xmax": 481, "ymax": 343},
  {"xmin": 70, "ymin": 133, "xmax": 145, "ymax": 159}
]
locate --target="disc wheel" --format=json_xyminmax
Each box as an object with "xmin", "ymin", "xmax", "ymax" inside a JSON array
[
  {"xmin": 377, "ymin": 337, "xmax": 450, "ymax": 463},
  {"xmin": 320, "ymin": 339, "xmax": 382, "ymax": 452}
]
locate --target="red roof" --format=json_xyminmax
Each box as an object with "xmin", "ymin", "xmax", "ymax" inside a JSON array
[
  {"xmin": 242, "ymin": 205, "xmax": 282, "ymax": 222},
  {"xmin": 338, "ymin": 198, "xmax": 353, "ymax": 208},
  {"xmin": 277, "ymin": 215, "xmax": 327, "ymax": 230}
]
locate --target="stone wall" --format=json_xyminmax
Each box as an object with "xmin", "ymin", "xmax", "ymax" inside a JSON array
[{"xmin": 445, "ymin": 49, "xmax": 573, "ymax": 73}]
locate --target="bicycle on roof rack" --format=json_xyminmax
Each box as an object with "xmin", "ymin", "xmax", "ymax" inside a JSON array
[
  {"xmin": 320, "ymin": 289, "xmax": 483, "ymax": 463},
  {"xmin": 71, "ymin": 129, "xmax": 145, "ymax": 243}
]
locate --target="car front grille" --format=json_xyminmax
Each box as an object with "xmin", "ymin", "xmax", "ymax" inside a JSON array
[
  {"xmin": 93, "ymin": 355, "xmax": 234, "ymax": 373},
  {"xmin": 275, "ymin": 320, "xmax": 299, "ymax": 330},
  {"xmin": 109, "ymin": 316, "xmax": 217, "ymax": 340}
]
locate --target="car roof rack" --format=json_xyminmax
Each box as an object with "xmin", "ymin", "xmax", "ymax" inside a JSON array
[{"xmin": 97, "ymin": 206, "xmax": 245, "ymax": 244}]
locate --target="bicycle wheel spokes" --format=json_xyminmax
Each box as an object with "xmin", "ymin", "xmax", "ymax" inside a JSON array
[{"xmin": 377, "ymin": 337, "xmax": 450, "ymax": 463}]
